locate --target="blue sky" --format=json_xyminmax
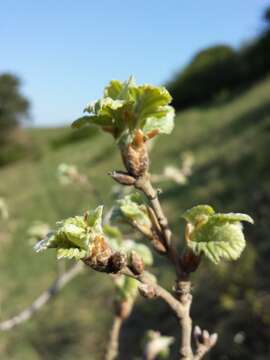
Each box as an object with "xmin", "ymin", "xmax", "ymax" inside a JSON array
[{"xmin": 0, "ymin": 0, "xmax": 269, "ymax": 126}]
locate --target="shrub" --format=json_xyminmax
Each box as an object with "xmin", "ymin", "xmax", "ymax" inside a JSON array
[
  {"xmin": 168, "ymin": 45, "xmax": 241, "ymax": 110},
  {"xmin": 34, "ymin": 77, "xmax": 254, "ymax": 360}
]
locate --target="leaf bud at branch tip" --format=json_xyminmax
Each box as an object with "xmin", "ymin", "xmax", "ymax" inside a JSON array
[
  {"xmin": 202, "ymin": 330, "xmax": 210, "ymax": 340},
  {"xmin": 194, "ymin": 325, "xmax": 218, "ymax": 348},
  {"xmin": 179, "ymin": 249, "xmax": 201, "ymax": 274},
  {"xmin": 194, "ymin": 325, "xmax": 202, "ymax": 337},
  {"xmin": 108, "ymin": 170, "xmax": 136, "ymax": 186},
  {"xmin": 121, "ymin": 131, "xmax": 149, "ymax": 178},
  {"xmin": 128, "ymin": 250, "xmax": 145, "ymax": 275},
  {"xmin": 210, "ymin": 333, "xmax": 218, "ymax": 347},
  {"xmin": 151, "ymin": 236, "xmax": 167, "ymax": 254},
  {"xmin": 109, "ymin": 252, "xmax": 127, "ymax": 273}
]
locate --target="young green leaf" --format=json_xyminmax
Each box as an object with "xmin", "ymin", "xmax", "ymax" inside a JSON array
[
  {"xmin": 114, "ymin": 276, "xmax": 139, "ymax": 301},
  {"xmin": 144, "ymin": 330, "xmax": 174, "ymax": 360},
  {"xmin": 71, "ymin": 77, "xmax": 175, "ymax": 143},
  {"xmin": 122, "ymin": 240, "xmax": 153, "ymax": 266},
  {"xmin": 0, "ymin": 197, "xmax": 9, "ymax": 220},
  {"xmin": 34, "ymin": 206, "xmax": 106, "ymax": 261},
  {"xmin": 182, "ymin": 205, "xmax": 215, "ymax": 224},
  {"xmin": 183, "ymin": 205, "xmax": 254, "ymax": 264},
  {"xmin": 111, "ymin": 192, "xmax": 152, "ymax": 229}
]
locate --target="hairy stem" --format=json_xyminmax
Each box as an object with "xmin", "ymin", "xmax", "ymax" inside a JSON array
[{"xmin": 105, "ymin": 315, "xmax": 123, "ymax": 360}]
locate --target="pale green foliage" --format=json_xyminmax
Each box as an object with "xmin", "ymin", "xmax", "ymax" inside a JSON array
[
  {"xmin": 111, "ymin": 192, "xmax": 152, "ymax": 229},
  {"xmin": 104, "ymin": 224, "xmax": 153, "ymax": 266},
  {"xmin": 0, "ymin": 197, "xmax": 8, "ymax": 220},
  {"xmin": 57, "ymin": 163, "xmax": 79, "ymax": 185},
  {"xmin": 72, "ymin": 76, "xmax": 175, "ymax": 144},
  {"xmin": 125, "ymin": 240, "xmax": 153, "ymax": 266},
  {"xmin": 151, "ymin": 152, "xmax": 194, "ymax": 185},
  {"xmin": 182, "ymin": 204, "xmax": 215, "ymax": 224},
  {"xmin": 57, "ymin": 163, "xmax": 87, "ymax": 186},
  {"xmin": 114, "ymin": 276, "xmax": 139, "ymax": 301},
  {"xmin": 144, "ymin": 330, "xmax": 174, "ymax": 359},
  {"xmin": 27, "ymin": 221, "xmax": 51, "ymax": 245},
  {"xmin": 182, "ymin": 205, "xmax": 254, "ymax": 264},
  {"xmin": 34, "ymin": 206, "xmax": 104, "ymax": 260}
]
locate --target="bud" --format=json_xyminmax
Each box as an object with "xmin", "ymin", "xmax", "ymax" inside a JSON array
[
  {"xmin": 179, "ymin": 248, "xmax": 201, "ymax": 273},
  {"xmin": 121, "ymin": 130, "xmax": 149, "ymax": 178},
  {"xmin": 147, "ymin": 206, "xmax": 167, "ymax": 254},
  {"xmin": 109, "ymin": 171, "xmax": 136, "ymax": 186},
  {"xmin": 151, "ymin": 234, "xmax": 167, "ymax": 254},
  {"xmin": 202, "ymin": 330, "xmax": 210, "ymax": 342},
  {"xmin": 210, "ymin": 333, "xmax": 218, "ymax": 347},
  {"xmin": 194, "ymin": 325, "xmax": 218, "ymax": 348},
  {"xmin": 83, "ymin": 235, "xmax": 112, "ymax": 272},
  {"xmin": 108, "ymin": 251, "xmax": 127, "ymax": 273},
  {"xmin": 194, "ymin": 325, "xmax": 202, "ymax": 340},
  {"xmin": 128, "ymin": 250, "xmax": 145, "ymax": 275}
]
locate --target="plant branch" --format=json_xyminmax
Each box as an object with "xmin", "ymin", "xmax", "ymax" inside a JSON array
[
  {"xmin": 120, "ymin": 268, "xmax": 184, "ymax": 318},
  {"xmin": 193, "ymin": 346, "xmax": 210, "ymax": 360},
  {"xmin": 134, "ymin": 173, "xmax": 181, "ymax": 277},
  {"xmin": 193, "ymin": 326, "xmax": 218, "ymax": 360},
  {"xmin": 0, "ymin": 262, "xmax": 84, "ymax": 331},
  {"xmin": 105, "ymin": 315, "xmax": 123, "ymax": 360},
  {"xmin": 110, "ymin": 162, "xmax": 217, "ymax": 359},
  {"xmin": 130, "ymin": 219, "xmax": 153, "ymax": 240},
  {"xmin": 134, "ymin": 173, "xmax": 196, "ymax": 359},
  {"xmin": 120, "ymin": 269, "xmax": 197, "ymax": 359},
  {"xmin": 176, "ymin": 279, "xmax": 193, "ymax": 360}
]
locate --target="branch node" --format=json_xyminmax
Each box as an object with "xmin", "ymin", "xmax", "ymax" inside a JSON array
[
  {"xmin": 193, "ymin": 325, "xmax": 218, "ymax": 360},
  {"xmin": 138, "ymin": 283, "xmax": 157, "ymax": 299}
]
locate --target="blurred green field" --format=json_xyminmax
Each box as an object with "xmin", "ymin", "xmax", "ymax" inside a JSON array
[{"xmin": 0, "ymin": 77, "xmax": 270, "ymax": 359}]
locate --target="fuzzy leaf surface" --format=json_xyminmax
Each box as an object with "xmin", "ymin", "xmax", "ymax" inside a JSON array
[
  {"xmin": 72, "ymin": 77, "xmax": 175, "ymax": 142},
  {"xmin": 183, "ymin": 205, "xmax": 253, "ymax": 264},
  {"xmin": 34, "ymin": 206, "xmax": 105, "ymax": 260}
]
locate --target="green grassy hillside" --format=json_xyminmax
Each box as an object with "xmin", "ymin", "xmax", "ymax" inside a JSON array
[{"xmin": 1, "ymin": 77, "xmax": 270, "ymax": 359}]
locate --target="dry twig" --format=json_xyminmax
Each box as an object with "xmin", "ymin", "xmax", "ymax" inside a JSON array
[{"xmin": 0, "ymin": 262, "xmax": 84, "ymax": 331}]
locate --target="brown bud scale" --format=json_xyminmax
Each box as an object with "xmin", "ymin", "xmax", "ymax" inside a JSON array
[
  {"xmin": 121, "ymin": 142, "xmax": 149, "ymax": 178},
  {"xmin": 108, "ymin": 251, "xmax": 127, "ymax": 273},
  {"xmin": 109, "ymin": 171, "xmax": 136, "ymax": 186},
  {"xmin": 128, "ymin": 251, "xmax": 144, "ymax": 275},
  {"xmin": 83, "ymin": 235, "xmax": 112, "ymax": 272},
  {"xmin": 179, "ymin": 249, "xmax": 201, "ymax": 274}
]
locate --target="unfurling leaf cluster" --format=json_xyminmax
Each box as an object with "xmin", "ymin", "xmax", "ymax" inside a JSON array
[
  {"xmin": 33, "ymin": 77, "xmax": 255, "ymax": 360},
  {"xmin": 34, "ymin": 206, "xmax": 105, "ymax": 260},
  {"xmin": 34, "ymin": 206, "xmax": 154, "ymax": 274},
  {"xmin": 72, "ymin": 76, "xmax": 174, "ymax": 145},
  {"xmin": 182, "ymin": 205, "xmax": 254, "ymax": 264},
  {"xmin": 111, "ymin": 192, "xmax": 151, "ymax": 229}
]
